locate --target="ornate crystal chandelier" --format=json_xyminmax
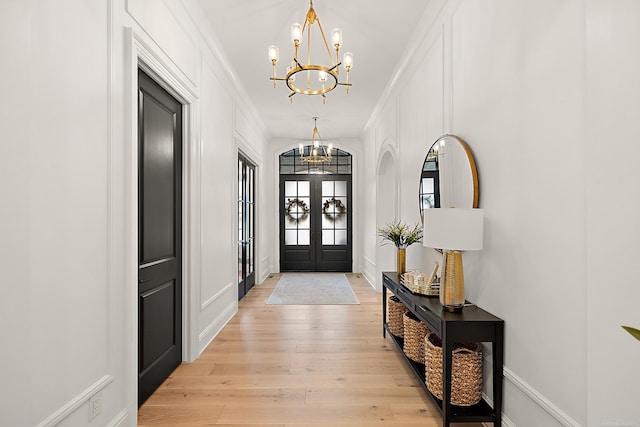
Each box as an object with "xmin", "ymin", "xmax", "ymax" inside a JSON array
[
  {"xmin": 268, "ymin": 0, "xmax": 353, "ymax": 103},
  {"xmin": 299, "ymin": 117, "xmax": 332, "ymax": 163}
]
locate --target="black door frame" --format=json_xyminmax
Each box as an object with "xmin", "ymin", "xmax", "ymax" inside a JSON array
[{"xmin": 238, "ymin": 152, "xmax": 256, "ymax": 299}]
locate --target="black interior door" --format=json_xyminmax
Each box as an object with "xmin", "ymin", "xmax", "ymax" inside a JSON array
[
  {"xmin": 138, "ymin": 69, "xmax": 182, "ymax": 406},
  {"xmin": 280, "ymin": 175, "xmax": 351, "ymax": 272},
  {"xmin": 238, "ymin": 154, "xmax": 255, "ymax": 300}
]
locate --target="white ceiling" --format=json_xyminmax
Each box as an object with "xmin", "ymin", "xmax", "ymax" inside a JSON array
[{"xmin": 196, "ymin": 0, "xmax": 431, "ymax": 142}]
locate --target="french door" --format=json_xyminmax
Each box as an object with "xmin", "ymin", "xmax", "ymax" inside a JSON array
[
  {"xmin": 280, "ymin": 174, "xmax": 352, "ymax": 272},
  {"xmin": 238, "ymin": 154, "xmax": 255, "ymax": 300}
]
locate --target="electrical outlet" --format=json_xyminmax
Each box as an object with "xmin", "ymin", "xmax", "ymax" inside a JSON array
[{"xmin": 89, "ymin": 392, "xmax": 102, "ymax": 420}]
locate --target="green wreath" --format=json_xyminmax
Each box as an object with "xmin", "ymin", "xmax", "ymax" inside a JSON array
[
  {"xmin": 285, "ymin": 198, "xmax": 310, "ymax": 223},
  {"xmin": 322, "ymin": 197, "xmax": 347, "ymax": 222}
]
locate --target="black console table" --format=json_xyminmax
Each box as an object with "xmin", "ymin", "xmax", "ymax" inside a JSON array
[{"xmin": 382, "ymin": 272, "xmax": 504, "ymax": 426}]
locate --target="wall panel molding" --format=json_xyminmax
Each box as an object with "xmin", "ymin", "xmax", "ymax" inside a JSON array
[
  {"xmin": 107, "ymin": 409, "xmax": 128, "ymax": 427},
  {"xmin": 481, "ymin": 366, "xmax": 581, "ymax": 427},
  {"xmin": 503, "ymin": 367, "xmax": 581, "ymax": 427},
  {"xmin": 201, "ymin": 281, "xmax": 235, "ymax": 311},
  {"xmin": 126, "ymin": 0, "xmax": 197, "ymax": 84},
  {"xmin": 362, "ymin": 256, "xmax": 376, "ymax": 289},
  {"xmin": 260, "ymin": 256, "xmax": 271, "ymax": 284},
  {"xmin": 198, "ymin": 303, "xmax": 236, "ymax": 354},
  {"xmin": 36, "ymin": 375, "xmax": 114, "ymax": 427}
]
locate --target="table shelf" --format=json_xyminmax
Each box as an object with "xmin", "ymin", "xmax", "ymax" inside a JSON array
[{"xmin": 382, "ymin": 272, "xmax": 504, "ymax": 426}]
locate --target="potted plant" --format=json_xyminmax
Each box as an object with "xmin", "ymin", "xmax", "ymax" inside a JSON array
[{"xmin": 377, "ymin": 219, "xmax": 423, "ymax": 275}]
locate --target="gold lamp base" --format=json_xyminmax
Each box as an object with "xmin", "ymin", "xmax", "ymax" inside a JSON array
[{"xmin": 440, "ymin": 250, "xmax": 465, "ymax": 312}]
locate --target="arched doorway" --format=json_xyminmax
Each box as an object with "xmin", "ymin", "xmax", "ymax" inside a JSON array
[
  {"xmin": 279, "ymin": 146, "xmax": 352, "ymax": 272},
  {"xmin": 375, "ymin": 147, "xmax": 398, "ymax": 291}
]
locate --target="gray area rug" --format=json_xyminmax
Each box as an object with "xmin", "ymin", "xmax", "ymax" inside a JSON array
[{"xmin": 266, "ymin": 273, "xmax": 360, "ymax": 305}]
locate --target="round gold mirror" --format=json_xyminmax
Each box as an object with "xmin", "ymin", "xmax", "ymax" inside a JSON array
[{"xmin": 419, "ymin": 134, "xmax": 479, "ymax": 221}]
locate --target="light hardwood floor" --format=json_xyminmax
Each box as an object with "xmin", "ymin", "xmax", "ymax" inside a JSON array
[{"xmin": 138, "ymin": 273, "xmax": 481, "ymax": 426}]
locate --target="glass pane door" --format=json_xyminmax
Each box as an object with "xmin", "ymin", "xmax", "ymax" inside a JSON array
[
  {"xmin": 238, "ymin": 154, "xmax": 256, "ymax": 300},
  {"xmin": 279, "ymin": 175, "xmax": 352, "ymax": 272}
]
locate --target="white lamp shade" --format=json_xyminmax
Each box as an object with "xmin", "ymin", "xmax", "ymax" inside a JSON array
[{"xmin": 423, "ymin": 208, "xmax": 484, "ymax": 251}]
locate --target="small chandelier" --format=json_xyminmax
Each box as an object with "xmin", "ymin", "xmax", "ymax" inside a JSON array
[
  {"xmin": 268, "ymin": 0, "xmax": 353, "ymax": 103},
  {"xmin": 299, "ymin": 117, "xmax": 333, "ymax": 163}
]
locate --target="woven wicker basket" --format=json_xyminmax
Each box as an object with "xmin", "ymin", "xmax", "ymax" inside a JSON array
[
  {"xmin": 425, "ymin": 333, "xmax": 483, "ymax": 406},
  {"xmin": 387, "ymin": 295, "xmax": 408, "ymax": 337},
  {"xmin": 402, "ymin": 311, "xmax": 431, "ymax": 363}
]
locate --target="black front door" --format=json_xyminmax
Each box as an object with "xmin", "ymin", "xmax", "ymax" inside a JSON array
[
  {"xmin": 137, "ymin": 69, "xmax": 182, "ymax": 406},
  {"xmin": 280, "ymin": 174, "xmax": 352, "ymax": 272}
]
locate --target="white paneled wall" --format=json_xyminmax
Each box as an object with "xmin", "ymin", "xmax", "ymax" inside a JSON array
[
  {"xmin": 363, "ymin": 0, "xmax": 640, "ymax": 426},
  {"xmin": 2, "ymin": 0, "xmax": 639, "ymax": 425},
  {"xmin": 586, "ymin": 1, "xmax": 640, "ymax": 425},
  {"xmin": 1, "ymin": 1, "xmax": 112, "ymax": 425},
  {"xmin": 0, "ymin": 0, "xmax": 267, "ymax": 425}
]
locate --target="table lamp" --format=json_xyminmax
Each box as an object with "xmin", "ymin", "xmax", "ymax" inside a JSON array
[{"xmin": 423, "ymin": 208, "xmax": 484, "ymax": 312}]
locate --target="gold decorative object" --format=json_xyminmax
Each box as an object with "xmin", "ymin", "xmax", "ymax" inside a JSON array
[
  {"xmin": 268, "ymin": 0, "xmax": 353, "ymax": 103},
  {"xmin": 298, "ymin": 117, "xmax": 333, "ymax": 163},
  {"xmin": 377, "ymin": 219, "xmax": 423, "ymax": 276},
  {"xmin": 401, "ymin": 267, "xmax": 440, "ymax": 296},
  {"xmin": 440, "ymin": 250, "xmax": 465, "ymax": 311},
  {"xmin": 397, "ymin": 248, "xmax": 406, "ymax": 276}
]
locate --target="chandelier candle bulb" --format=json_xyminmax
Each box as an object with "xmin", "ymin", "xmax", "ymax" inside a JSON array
[
  {"xmin": 269, "ymin": 45, "xmax": 279, "ymax": 62},
  {"xmin": 343, "ymin": 52, "xmax": 353, "ymax": 70},
  {"xmin": 269, "ymin": 45, "xmax": 279, "ymax": 87},
  {"xmin": 343, "ymin": 52, "xmax": 353, "ymax": 93},
  {"xmin": 291, "ymin": 23, "xmax": 302, "ymax": 44},
  {"xmin": 331, "ymin": 28, "xmax": 342, "ymax": 48}
]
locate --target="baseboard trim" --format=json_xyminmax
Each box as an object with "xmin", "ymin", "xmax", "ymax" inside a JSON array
[
  {"xmin": 198, "ymin": 302, "xmax": 236, "ymax": 354},
  {"xmin": 502, "ymin": 366, "xmax": 581, "ymax": 426},
  {"xmin": 201, "ymin": 281, "xmax": 235, "ymax": 311},
  {"xmin": 259, "ymin": 269, "xmax": 271, "ymax": 284},
  {"xmin": 480, "ymin": 393, "xmax": 516, "ymax": 427},
  {"xmin": 107, "ymin": 409, "xmax": 128, "ymax": 427},
  {"xmin": 36, "ymin": 374, "xmax": 114, "ymax": 427},
  {"xmin": 362, "ymin": 256, "xmax": 376, "ymax": 288},
  {"xmin": 482, "ymin": 366, "xmax": 581, "ymax": 427},
  {"xmin": 259, "ymin": 256, "xmax": 270, "ymax": 284}
]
